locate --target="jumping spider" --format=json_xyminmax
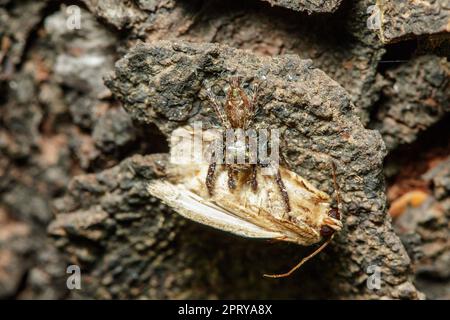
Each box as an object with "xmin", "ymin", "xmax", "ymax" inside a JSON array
[{"xmin": 205, "ymin": 77, "xmax": 291, "ymax": 212}]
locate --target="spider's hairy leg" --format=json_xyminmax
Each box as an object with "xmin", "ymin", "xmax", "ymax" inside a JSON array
[
  {"xmin": 249, "ymin": 164, "xmax": 258, "ymax": 191},
  {"xmin": 276, "ymin": 169, "xmax": 291, "ymax": 212},
  {"xmin": 247, "ymin": 79, "xmax": 264, "ymax": 126},
  {"xmin": 251, "ymin": 80, "xmax": 261, "ymax": 110},
  {"xmin": 226, "ymin": 164, "xmax": 237, "ymax": 190},
  {"xmin": 206, "ymin": 87, "xmax": 230, "ymax": 128},
  {"xmin": 279, "ymin": 134, "xmax": 292, "ymax": 170},
  {"xmin": 206, "ymin": 131, "xmax": 226, "ymax": 195},
  {"xmin": 206, "ymin": 160, "xmax": 217, "ymax": 196}
]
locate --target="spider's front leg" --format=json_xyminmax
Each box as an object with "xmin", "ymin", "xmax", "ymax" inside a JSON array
[
  {"xmin": 227, "ymin": 164, "xmax": 237, "ymax": 190},
  {"xmin": 206, "ymin": 137, "xmax": 227, "ymax": 195},
  {"xmin": 260, "ymin": 162, "xmax": 291, "ymax": 212},
  {"xmin": 250, "ymin": 164, "xmax": 258, "ymax": 191},
  {"xmin": 276, "ymin": 169, "xmax": 291, "ymax": 212},
  {"xmin": 206, "ymin": 160, "xmax": 217, "ymax": 196},
  {"xmin": 264, "ymin": 129, "xmax": 290, "ymax": 212}
]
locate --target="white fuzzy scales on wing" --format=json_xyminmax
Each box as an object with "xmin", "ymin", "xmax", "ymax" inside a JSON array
[{"xmin": 147, "ymin": 180, "xmax": 285, "ymax": 239}]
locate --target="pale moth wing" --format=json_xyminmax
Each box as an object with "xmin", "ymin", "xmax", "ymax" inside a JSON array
[{"xmin": 147, "ymin": 180, "xmax": 285, "ymax": 239}]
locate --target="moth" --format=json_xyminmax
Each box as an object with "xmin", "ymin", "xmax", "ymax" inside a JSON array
[{"xmin": 147, "ymin": 77, "xmax": 343, "ymax": 277}]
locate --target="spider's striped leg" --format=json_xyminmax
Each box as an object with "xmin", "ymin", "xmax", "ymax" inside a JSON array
[
  {"xmin": 249, "ymin": 164, "xmax": 258, "ymax": 191},
  {"xmin": 275, "ymin": 168, "xmax": 291, "ymax": 212},
  {"xmin": 226, "ymin": 164, "xmax": 237, "ymax": 191},
  {"xmin": 206, "ymin": 160, "xmax": 217, "ymax": 196},
  {"xmin": 260, "ymin": 162, "xmax": 291, "ymax": 213}
]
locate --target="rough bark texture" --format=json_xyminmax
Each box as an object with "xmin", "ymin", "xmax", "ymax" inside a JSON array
[
  {"xmin": 0, "ymin": 0, "xmax": 48, "ymax": 79},
  {"xmin": 371, "ymin": 55, "xmax": 450, "ymax": 151},
  {"xmin": 260, "ymin": 0, "xmax": 342, "ymax": 13},
  {"xmin": 81, "ymin": 0, "xmax": 386, "ymax": 124},
  {"xmin": 375, "ymin": 0, "xmax": 450, "ymax": 43},
  {"xmin": 0, "ymin": 0, "xmax": 449, "ymax": 300},
  {"xmin": 395, "ymin": 157, "xmax": 450, "ymax": 299}
]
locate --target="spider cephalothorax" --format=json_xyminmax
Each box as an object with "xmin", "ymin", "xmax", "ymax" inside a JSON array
[{"xmin": 205, "ymin": 77, "xmax": 291, "ymax": 212}]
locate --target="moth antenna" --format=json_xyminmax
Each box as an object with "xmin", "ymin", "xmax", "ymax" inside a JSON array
[
  {"xmin": 331, "ymin": 161, "xmax": 341, "ymax": 214},
  {"xmin": 263, "ymin": 235, "xmax": 334, "ymax": 278}
]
